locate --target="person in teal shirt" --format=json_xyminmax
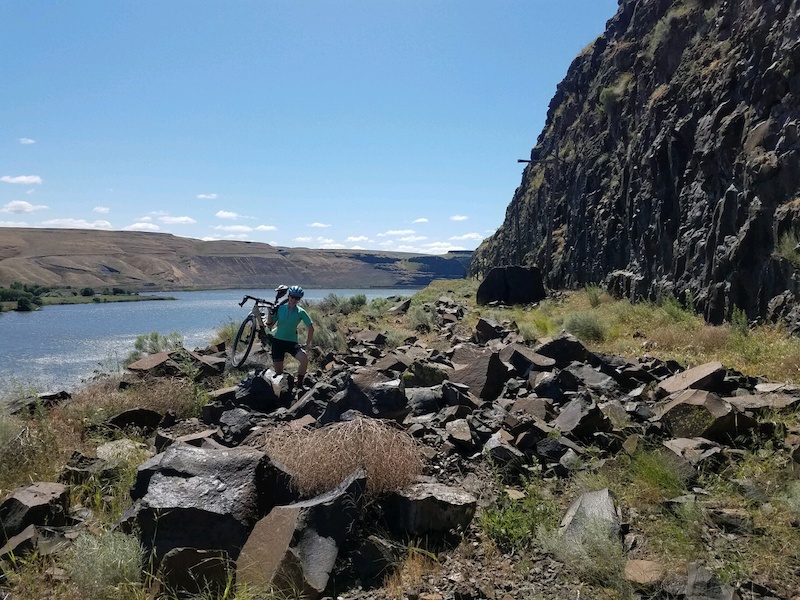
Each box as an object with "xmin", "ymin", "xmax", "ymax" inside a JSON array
[{"xmin": 266, "ymin": 285, "xmax": 314, "ymax": 386}]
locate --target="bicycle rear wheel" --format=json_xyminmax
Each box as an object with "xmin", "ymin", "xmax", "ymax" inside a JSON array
[{"xmin": 230, "ymin": 314, "xmax": 257, "ymax": 367}]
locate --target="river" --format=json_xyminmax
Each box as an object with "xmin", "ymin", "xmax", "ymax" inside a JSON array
[{"xmin": 0, "ymin": 288, "xmax": 415, "ymax": 399}]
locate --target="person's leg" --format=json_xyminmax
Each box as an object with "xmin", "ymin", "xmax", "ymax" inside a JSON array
[
  {"xmin": 271, "ymin": 340, "xmax": 288, "ymax": 375},
  {"xmin": 295, "ymin": 347, "xmax": 309, "ymax": 382}
]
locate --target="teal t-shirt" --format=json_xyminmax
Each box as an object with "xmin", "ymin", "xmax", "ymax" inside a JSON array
[{"xmin": 271, "ymin": 303, "xmax": 312, "ymax": 342}]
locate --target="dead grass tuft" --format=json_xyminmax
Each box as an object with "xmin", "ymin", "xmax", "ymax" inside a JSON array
[
  {"xmin": 383, "ymin": 544, "xmax": 441, "ymax": 599},
  {"xmin": 252, "ymin": 417, "xmax": 424, "ymax": 497}
]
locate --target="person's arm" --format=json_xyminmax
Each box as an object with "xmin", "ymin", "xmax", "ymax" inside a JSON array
[
  {"xmin": 267, "ymin": 304, "xmax": 278, "ymax": 327},
  {"xmin": 305, "ymin": 323, "xmax": 315, "ymax": 346}
]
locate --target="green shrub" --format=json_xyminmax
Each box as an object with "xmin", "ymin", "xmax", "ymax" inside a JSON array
[
  {"xmin": 731, "ymin": 305, "xmax": 749, "ymax": 336},
  {"xmin": 777, "ymin": 231, "xmax": 800, "ymax": 267},
  {"xmin": 16, "ymin": 296, "xmax": 33, "ymax": 311},
  {"xmin": 599, "ymin": 87, "xmax": 620, "ymax": 112},
  {"xmin": 124, "ymin": 331, "xmax": 183, "ymax": 365},
  {"xmin": 61, "ymin": 531, "xmax": 142, "ymax": 600},
  {"xmin": 585, "ymin": 284, "xmax": 602, "ymax": 308},
  {"xmin": 563, "ymin": 311, "xmax": 606, "ymax": 342},
  {"xmin": 407, "ymin": 305, "xmax": 435, "ymax": 333},
  {"xmin": 660, "ymin": 294, "xmax": 693, "ymax": 323},
  {"xmin": 481, "ymin": 483, "xmax": 560, "ymax": 551}
]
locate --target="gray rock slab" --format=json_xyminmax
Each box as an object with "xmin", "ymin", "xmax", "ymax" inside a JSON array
[
  {"xmin": 236, "ymin": 468, "xmax": 366, "ymax": 600},
  {"xmin": 656, "ymin": 361, "xmax": 725, "ymax": 397}
]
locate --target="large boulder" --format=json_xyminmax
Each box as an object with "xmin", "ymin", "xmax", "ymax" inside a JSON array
[
  {"xmin": 121, "ymin": 443, "xmax": 292, "ymax": 565},
  {"xmin": 476, "ymin": 266, "xmax": 546, "ymax": 306}
]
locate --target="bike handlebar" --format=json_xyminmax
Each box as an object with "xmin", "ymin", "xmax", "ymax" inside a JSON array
[{"xmin": 238, "ymin": 295, "xmax": 271, "ymax": 307}]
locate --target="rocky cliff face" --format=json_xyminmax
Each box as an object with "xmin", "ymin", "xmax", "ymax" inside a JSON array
[{"xmin": 471, "ymin": 0, "xmax": 800, "ymax": 324}]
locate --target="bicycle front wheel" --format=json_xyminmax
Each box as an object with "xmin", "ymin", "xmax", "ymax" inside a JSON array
[{"xmin": 230, "ymin": 314, "xmax": 257, "ymax": 367}]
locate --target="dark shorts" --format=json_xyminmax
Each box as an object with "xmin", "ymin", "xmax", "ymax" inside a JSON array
[{"xmin": 271, "ymin": 337, "xmax": 301, "ymax": 362}]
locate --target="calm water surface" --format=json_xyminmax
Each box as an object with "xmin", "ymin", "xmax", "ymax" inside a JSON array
[{"xmin": 0, "ymin": 288, "xmax": 414, "ymax": 398}]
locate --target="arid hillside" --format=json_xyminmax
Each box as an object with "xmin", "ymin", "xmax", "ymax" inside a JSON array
[{"xmin": 0, "ymin": 228, "xmax": 472, "ymax": 290}]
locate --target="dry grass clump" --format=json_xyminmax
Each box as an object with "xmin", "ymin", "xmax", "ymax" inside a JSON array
[
  {"xmin": 0, "ymin": 410, "xmax": 67, "ymax": 496},
  {"xmin": 253, "ymin": 417, "xmax": 423, "ymax": 497},
  {"xmin": 59, "ymin": 375, "xmax": 204, "ymax": 437},
  {"xmin": 383, "ymin": 545, "xmax": 441, "ymax": 599}
]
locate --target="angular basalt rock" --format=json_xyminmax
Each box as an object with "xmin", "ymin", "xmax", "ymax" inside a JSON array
[
  {"xmin": 382, "ymin": 482, "xmax": 477, "ymax": 536},
  {"xmin": 0, "ymin": 483, "xmax": 69, "ymax": 542},
  {"xmin": 122, "ymin": 443, "xmax": 292, "ymax": 565},
  {"xmin": 236, "ymin": 468, "xmax": 367, "ymax": 600}
]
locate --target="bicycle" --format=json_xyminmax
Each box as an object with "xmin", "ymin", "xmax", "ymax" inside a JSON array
[{"xmin": 229, "ymin": 286, "xmax": 289, "ymax": 368}]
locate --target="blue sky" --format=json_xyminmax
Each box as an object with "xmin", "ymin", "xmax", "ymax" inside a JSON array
[{"xmin": 1, "ymin": 1, "xmax": 618, "ymax": 254}]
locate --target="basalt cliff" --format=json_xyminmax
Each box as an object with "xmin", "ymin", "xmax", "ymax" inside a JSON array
[
  {"xmin": 0, "ymin": 228, "xmax": 471, "ymax": 291},
  {"xmin": 471, "ymin": 0, "xmax": 800, "ymax": 325}
]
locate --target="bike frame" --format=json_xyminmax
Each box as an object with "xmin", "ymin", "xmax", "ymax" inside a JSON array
[{"xmin": 229, "ymin": 292, "xmax": 289, "ymax": 367}]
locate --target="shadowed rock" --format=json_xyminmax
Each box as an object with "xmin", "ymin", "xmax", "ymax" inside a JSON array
[
  {"xmin": 0, "ymin": 483, "xmax": 69, "ymax": 543},
  {"xmin": 476, "ymin": 265, "xmax": 546, "ymax": 306},
  {"xmin": 157, "ymin": 547, "xmax": 233, "ymax": 598},
  {"xmin": 654, "ymin": 389, "xmax": 757, "ymax": 443},
  {"xmin": 382, "ymin": 482, "xmax": 477, "ymax": 536}
]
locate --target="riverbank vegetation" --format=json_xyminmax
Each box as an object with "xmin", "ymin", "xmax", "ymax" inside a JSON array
[
  {"xmin": 3, "ymin": 279, "xmax": 800, "ymax": 598},
  {"xmin": 0, "ymin": 282, "xmax": 174, "ymax": 312}
]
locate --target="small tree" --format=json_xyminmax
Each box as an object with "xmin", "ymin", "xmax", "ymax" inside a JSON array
[
  {"xmin": 80, "ymin": 287, "xmax": 95, "ymax": 297},
  {"xmin": 16, "ymin": 297, "xmax": 33, "ymax": 311}
]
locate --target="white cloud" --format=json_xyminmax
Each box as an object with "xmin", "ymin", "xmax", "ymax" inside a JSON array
[
  {"xmin": 450, "ymin": 215, "xmax": 468, "ymax": 221},
  {"xmin": 425, "ymin": 241, "xmax": 464, "ymax": 252},
  {"xmin": 25, "ymin": 189, "xmax": 36, "ymax": 195},
  {"xmin": 1, "ymin": 200, "xmax": 48, "ymax": 214},
  {"xmin": 1, "ymin": 175, "xmax": 42, "ymax": 185},
  {"xmin": 317, "ymin": 237, "xmax": 346, "ymax": 249},
  {"xmin": 42, "ymin": 218, "xmax": 113, "ymax": 229},
  {"xmin": 0, "ymin": 220, "xmax": 28, "ymax": 226},
  {"xmin": 149, "ymin": 210, "xmax": 169, "ymax": 217},
  {"xmin": 293, "ymin": 236, "xmax": 313, "ymax": 243},
  {"xmin": 346, "ymin": 235, "xmax": 370, "ymax": 242},
  {"xmin": 413, "ymin": 218, "xmax": 429, "ymax": 223},
  {"xmin": 213, "ymin": 225, "xmax": 252, "ymax": 233},
  {"xmin": 93, "ymin": 206, "xmax": 110, "ymax": 214},
  {"xmin": 224, "ymin": 233, "xmax": 249, "ymax": 239},
  {"xmin": 216, "ymin": 210, "xmax": 239, "ymax": 219},
  {"xmin": 349, "ymin": 245, "xmax": 366, "ymax": 250},
  {"xmin": 160, "ymin": 216, "xmax": 197, "ymax": 225},
  {"xmin": 399, "ymin": 235, "xmax": 427, "ymax": 242},
  {"xmin": 197, "ymin": 193, "xmax": 218, "ymax": 199},
  {"xmin": 19, "ymin": 138, "xmax": 35, "ymax": 145},
  {"xmin": 256, "ymin": 224, "xmax": 278, "ymax": 231},
  {"xmin": 449, "ymin": 232, "xmax": 483, "ymax": 241},
  {"xmin": 308, "ymin": 222, "xmax": 331, "ymax": 228},
  {"xmin": 123, "ymin": 222, "xmax": 160, "ymax": 232},
  {"xmin": 378, "ymin": 229, "xmax": 415, "ymax": 237}
]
